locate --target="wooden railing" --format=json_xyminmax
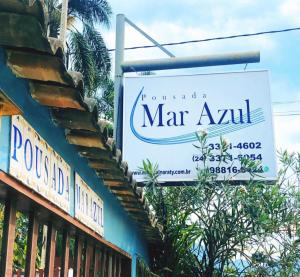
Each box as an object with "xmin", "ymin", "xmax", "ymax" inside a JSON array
[{"xmin": 0, "ymin": 172, "xmax": 132, "ymax": 277}]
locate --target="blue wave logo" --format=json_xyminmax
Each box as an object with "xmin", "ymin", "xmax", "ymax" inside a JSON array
[{"xmin": 130, "ymin": 87, "xmax": 265, "ymax": 145}]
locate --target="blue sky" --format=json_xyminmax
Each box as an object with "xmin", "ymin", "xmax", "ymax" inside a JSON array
[{"xmin": 101, "ymin": 0, "xmax": 300, "ymax": 152}]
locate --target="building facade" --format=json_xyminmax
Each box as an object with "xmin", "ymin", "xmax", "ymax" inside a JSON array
[{"xmin": 0, "ymin": 1, "xmax": 161, "ymax": 276}]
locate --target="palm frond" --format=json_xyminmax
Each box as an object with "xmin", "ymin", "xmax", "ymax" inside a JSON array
[
  {"xmin": 97, "ymin": 78, "xmax": 114, "ymax": 120},
  {"xmin": 48, "ymin": 8, "xmax": 61, "ymax": 37},
  {"xmin": 69, "ymin": 30, "xmax": 98, "ymax": 96},
  {"xmin": 45, "ymin": 0, "xmax": 61, "ymax": 37},
  {"xmin": 68, "ymin": 0, "xmax": 112, "ymax": 27},
  {"xmin": 83, "ymin": 23, "xmax": 111, "ymax": 77},
  {"xmin": 45, "ymin": 0, "xmax": 112, "ymax": 98}
]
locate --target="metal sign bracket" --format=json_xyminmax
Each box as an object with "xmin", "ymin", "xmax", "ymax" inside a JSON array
[{"xmin": 114, "ymin": 14, "xmax": 260, "ymax": 150}]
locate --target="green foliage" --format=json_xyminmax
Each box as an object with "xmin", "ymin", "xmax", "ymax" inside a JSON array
[
  {"xmin": 137, "ymin": 256, "xmax": 160, "ymax": 277},
  {"xmin": 70, "ymin": 29, "xmax": 99, "ymax": 95},
  {"xmin": 0, "ymin": 205, "xmax": 43, "ymax": 270},
  {"xmin": 97, "ymin": 78, "xmax": 114, "ymax": 121},
  {"xmin": 68, "ymin": 0, "xmax": 112, "ymax": 27},
  {"xmin": 141, "ymin": 134, "xmax": 300, "ymax": 276},
  {"xmin": 140, "ymin": 159, "xmax": 160, "ymax": 196},
  {"xmin": 45, "ymin": 0, "xmax": 61, "ymax": 37},
  {"xmin": 13, "ymin": 212, "xmax": 29, "ymax": 269},
  {"xmin": 0, "ymin": 207, "xmax": 30, "ymax": 270},
  {"xmin": 83, "ymin": 23, "xmax": 111, "ymax": 78},
  {"xmin": 46, "ymin": 0, "xmax": 113, "ymax": 99}
]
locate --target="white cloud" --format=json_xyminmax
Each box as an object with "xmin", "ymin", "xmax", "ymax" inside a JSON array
[
  {"xmin": 274, "ymin": 116, "xmax": 300, "ymax": 153},
  {"xmin": 279, "ymin": 0, "xmax": 300, "ymax": 25}
]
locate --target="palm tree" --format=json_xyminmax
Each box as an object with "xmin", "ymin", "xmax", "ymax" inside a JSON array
[
  {"xmin": 97, "ymin": 78, "xmax": 113, "ymax": 120},
  {"xmin": 45, "ymin": 0, "xmax": 112, "ymax": 98}
]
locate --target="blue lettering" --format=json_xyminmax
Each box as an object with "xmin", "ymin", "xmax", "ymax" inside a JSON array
[
  {"xmin": 90, "ymin": 198, "xmax": 93, "ymax": 218},
  {"xmin": 197, "ymin": 102, "xmax": 216, "ymax": 125},
  {"xmin": 35, "ymin": 146, "xmax": 43, "ymax": 179},
  {"xmin": 77, "ymin": 184, "xmax": 80, "ymax": 207},
  {"xmin": 246, "ymin": 99, "xmax": 251, "ymax": 123},
  {"xmin": 11, "ymin": 125, "xmax": 22, "ymax": 161},
  {"xmin": 58, "ymin": 167, "xmax": 64, "ymax": 195},
  {"xmin": 66, "ymin": 176, "xmax": 69, "ymax": 201},
  {"xmin": 231, "ymin": 109, "xmax": 244, "ymax": 124},
  {"xmin": 52, "ymin": 163, "xmax": 56, "ymax": 190},
  {"xmin": 93, "ymin": 202, "xmax": 97, "ymax": 222},
  {"xmin": 166, "ymin": 111, "xmax": 178, "ymax": 126},
  {"xmin": 81, "ymin": 190, "xmax": 84, "ymax": 212},
  {"xmin": 142, "ymin": 104, "xmax": 164, "ymax": 127},
  {"xmin": 85, "ymin": 193, "xmax": 88, "ymax": 214},
  {"xmin": 44, "ymin": 156, "xmax": 49, "ymax": 186},
  {"xmin": 76, "ymin": 184, "xmax": 78, "ymax": 206},
  {"xmin": 98, "ymin": 206, "xmax": 101, "ymax": 225},
  {"xmin": 217, "ymin": 109, "xmax": 229, "ymax": 124},
  {"xmin": 24, "ymin": 139, "xmax": 33, "ymax": 171}
]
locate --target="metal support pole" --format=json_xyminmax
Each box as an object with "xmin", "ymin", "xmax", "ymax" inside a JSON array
[
  {"xmin": 125, "ymin": 17, "xmax": 175, "ymax": 58},
  {"xmin": 60, "ymin": 0, "xmax": 69, "ymax": 48},
  {"xmin": 122, "ymin": 51, "xmax": 260, "ymax": 72},
  {"xmin": 114, "ymin": 14, "xmax": 125, "ymax": 150},
  {"xmin": 114, "ymin": 14, "xmax": 261, "ymax": 152}
]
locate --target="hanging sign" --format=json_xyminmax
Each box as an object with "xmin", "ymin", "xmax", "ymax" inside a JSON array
[
  {"xmin": 123, "ymin": 71, "xmax": 277, "ymax": 182},
  {"xmin": 10, "ymin": 115, "xmax": 70, "ymax": 212},
  {"xmin": 75, "ymin": 173, "xmax": 104, "ymax": 236}
]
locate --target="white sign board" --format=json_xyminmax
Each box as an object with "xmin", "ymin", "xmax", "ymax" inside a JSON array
[
  {"xmin": 123, "ymin": 71, "xmax": 277, "ymax": 182},
  {"xmin": 75, "ymin": 173, "xmax": 104, "ymax": 236},
  {"xmin": 10, "ymin": 115, "xmax": 71, "ymax": 212}
]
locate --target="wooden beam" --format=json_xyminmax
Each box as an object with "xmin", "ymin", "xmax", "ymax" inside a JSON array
[
  {"xmin": 111, "ymin": 189, "xmax": 135, "ymax": 197},
  {"xmin": 116, "ymin": 195, "xmax": 139, "ymax": 204},
  {"xmin": 100, "ymin": 173, "xmax": 126, "ymax": 182},
  {"xmin": 124, "ymin": 207, "xmax": 144, "ymax": 213},
  {"xmin": 98, "ymin": 248, "xmax": 103, "ymax": 276},
  {"xmin": 113, "ymin": 253, "xmax": 117, "ymax": 277},
  {"xmin": 117, "ymin": 256, "xmax": 122, "ymax": 277},
  {"xmin": 93, "ymin": 247, "xmax": 100, "ymax": 277},
  {"xmin": 89, "ymin": 159, "xmax": 119, "ymax": 171},
  {"xmin": 77, "ymin": 146, "xmax": 112, "ymax": 160},
  {"xmin": 25, "ymin": 211, "xmax": 39, "ymax": 277},
  {"xmin": 44, "ymin": 222, "xmax": 57, "ymax": 277},
  {"xmin": 115, "ymin": 255, "xmax": 119, "ymax": 277},
  {"xmin": 0, "ymin": 197, "xmax": 17, "ymax": 277},
  {"xmin": 121, "ymin": 257, "xmax": 131, "ymax": 277},
  {"xmin": 97, "ymin": 167, "xmax": 126, "ymax": 178},
  {"xmin": 90, "ymin": 160, "xmax": 127, "ymax": 173},
  {"xmin": 121, "ymin": 202, "xmax": 142, "ymax": 209},
  {"xmin": 84, "ymin": 242, "xmax": 93, "ymax": 277},
  {"xmin": 104, "ymin": 180, "xmax": 127, "ymax": 187},
  {"xmin": 101, "ymin": 249, "xmax": 107, "ymax": 277},
  {"xmin": 61, "ymin": 230, "xmax": 70, "ymax": 277},
  {"xmin": 0, "ymin": 89, "xmax": 22, "ymax": 115},
  {"xmin": 108, "ymin": 250, "xmax": 112, "ymax": 277},
  {"xmin": 88, "ymin": 159, "xmax": 117, "ymax": 170},
  {"xmin": 74, "ymin": 236, "xmax": 83, "ymax": 277},
  {"xmin": 0, "ymin": 172, "xmax": 132, "ymax": 258},
  {"xmin": 119, "ymin": 198, "xmax": 139, "ymax": 204},
  {"xmin": 108, "ymin": 185, "xmax": 130, "ymax": 191}
]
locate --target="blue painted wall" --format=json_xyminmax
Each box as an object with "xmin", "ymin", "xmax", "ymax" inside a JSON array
[
  {"xmin": 0, "ymin": 48, "xmax": 149, "ymax": 275},
  {"xmin": 0, "ymin": 116, "xmax": 10, "ymax": 172}
]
